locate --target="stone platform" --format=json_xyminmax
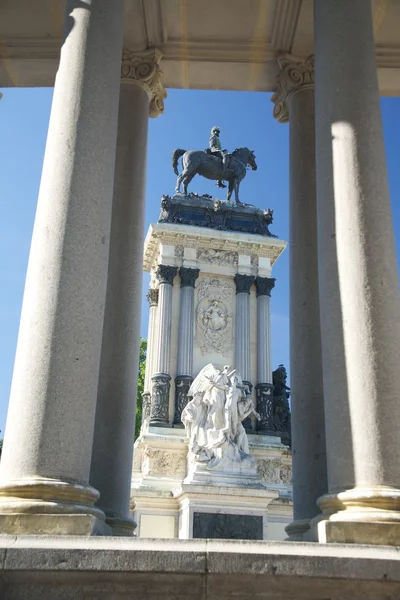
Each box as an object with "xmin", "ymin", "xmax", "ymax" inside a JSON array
[
  {"xmin": 158, "ymin": 193, "xmax": 276, "ymax": 236},
  {"xmin": 1, "ymin": 536, "xmax": 400, "ymax": 599}
]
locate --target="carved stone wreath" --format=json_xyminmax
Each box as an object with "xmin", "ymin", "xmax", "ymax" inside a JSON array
[
  {"xmin": 257, "ymin": 458, "xmax": 293, "ymax": 485},
  {"xmin": 195, "ymin": 278, "xmax": 234, "ymax": 356}
]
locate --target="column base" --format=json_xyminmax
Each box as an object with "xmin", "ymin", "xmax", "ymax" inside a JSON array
[
  {"xmin": 0, "ymin": 513, "xmax": 111, "ymax": 536},
  {"xmin": 150, "ymin": 373, "xmax": 171, "ymax": 427},
  {"xmin": 0, "ymin": 476, "xmax": 105, "ymax": 536},
  {"xmin": 105, "ymin": 515, "xmax": 137, "ymax": 536},
  {"xmin": 284, "ymin": 518, "xmax": 311, "ymax": 541},
  {"xmin": 316, "ymin": 486, "xmax": 400, "ymax": 545}
]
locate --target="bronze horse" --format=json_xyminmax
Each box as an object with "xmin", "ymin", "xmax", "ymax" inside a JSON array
[{"xmin": 172, "ymin": 147, "xmax": 257, "ymax": 204}]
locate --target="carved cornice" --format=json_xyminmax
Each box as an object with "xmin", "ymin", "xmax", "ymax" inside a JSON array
[
  {"xmin": 121, "ymin": 47, "xmax": 167, "ymax": 118},
  {"xmin": 180, "ymin": 267, "xmax": 200, "ymax": 288},
  {"xmin": 255, "ymin": 276, "xmax": 276, "ymax": 297},
  {"xmin": 234, "ymin": 274, "xmax": 255, "ymax": 295},
  {"xmin": 155, "ymin": 264, "xmax": 178, "ymax": 285},
  {"xmin": 146, "ymin": 288, "xmax": 159, "ymax": 307},
  {"xmin": 271, "ymin": 54, "xmax": 314, "ymax": 123}
]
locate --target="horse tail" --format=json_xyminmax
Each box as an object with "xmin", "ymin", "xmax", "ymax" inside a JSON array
[{"xmin": 172, "ymin": 149, "xmax": 186, "ymax": 175}]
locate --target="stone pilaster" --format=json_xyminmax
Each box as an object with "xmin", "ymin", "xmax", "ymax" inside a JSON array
[
  {"xmin": 254, "ymin": 276, "xmax": 275, "ymax": 435},
  {"xmin": 174, "ymin": 267, "xmax": 200, "ymax": 426},
  {"xmin": 272, "ymin": 52, "xmax": 327, "ymax": 541},
  {"xmin": 0, "ymin": 0, "xmax": 125, "ymax": 535},
  {"xmin": 150, "ymin": 264, "xmax": 178, "ymax": 427},
  {"xmin": 314, "ymin": 0, "xmax": 400, "ymax": 545},
  {"xmin": 90, "ymin": 47, "xmax": 166, "ymax": 536}
]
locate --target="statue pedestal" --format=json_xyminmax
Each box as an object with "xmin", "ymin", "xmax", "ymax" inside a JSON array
[
  {"xmin": 131, "ymin": 426, "xmax": 293, "ymax": 540},
  {"xmin": 173, "ymin": 483, "xmax": 278, "ymax": 540}
]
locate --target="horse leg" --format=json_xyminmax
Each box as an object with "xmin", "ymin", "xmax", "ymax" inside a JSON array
[
  {"xmin": 227, "ymin": 180, "xmax": 235, "ymax": 202},
  {"xmin": 235, "ymin": 181, "xmax": 241, "ymax": 204},
  {"xmin": 183, "ymin": 171, "xmax": 196, "ymax": 195},
  {"xmin": 176, "ymin": 168, "xmax": 190, "ymax": 193}
]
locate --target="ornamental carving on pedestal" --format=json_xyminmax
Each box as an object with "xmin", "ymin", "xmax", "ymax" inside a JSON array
[
  {"xmin": 142, "ymin": 448, "xmax": 186, "ymax": 477},
  {"xmin": 257, "ymin": 458, "xmax": 292, "ymax": 486},
  {"xmin": 271, "ymin": 54, "xmax": 314, "ymax": 123},
  {"xmin": 195, "ymin": 278, "xmax": 234, "ymax": 355},
  {"xmin": 121, "ymin": 47, "xmax": 167, "ymax": 118}
]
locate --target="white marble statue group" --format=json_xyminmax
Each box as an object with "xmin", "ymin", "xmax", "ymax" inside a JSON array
[{"xmin": 181, "ymin": 364, "xmax": 260, "ymax": 470}]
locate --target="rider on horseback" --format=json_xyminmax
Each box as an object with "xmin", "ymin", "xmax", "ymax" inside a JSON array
[{"xmin": 209, "ymin": 126, "xmax": 229, "ymax": 189}]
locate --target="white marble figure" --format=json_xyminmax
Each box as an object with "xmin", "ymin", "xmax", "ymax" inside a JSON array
[
  {"xmin": 182, "ymin": 364, "xmax": 260, "ymax": 470},
  {"xmin": 202, "ymin": 300, "xmax": 227, "ymax": 331}
]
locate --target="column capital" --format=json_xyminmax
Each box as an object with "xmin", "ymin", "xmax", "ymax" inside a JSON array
[
  {"xmin": 155, "ymin": 264, "xmax": 178, "ymax": 285},
  {"xmin": 271, "ymin": 54, "xmax": 314, "ymax": 123},
  {"xmin": 121, "ymin": 47, "xmax": 167, "ymax": 118},
  {"xmin": 146, "ymin": 288, "xmax": 159, "ymax": 307},
  {"xmin": 255, "ymin": 276, "xmax": 276, "ymax": 297},
  {"xmin": 234, "ymin": 274, "xmax": 254, "ymax": 295},
  {"xmin": 180, "ymin": 267, "xmax": 200, "ymax": 288}
]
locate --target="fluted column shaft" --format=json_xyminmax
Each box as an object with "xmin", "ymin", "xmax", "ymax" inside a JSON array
[
  {"xmin": 234, "ymin": 274, "xmax": 254, "ymax": 383},
  {"xmin": 90, "ymin": 51, "xmax": 166, "ymax": 535},
  {"xmin": 174, "ymin": 267, "xmax": 200, "ymax": 426},
  {"xmin": 273, "ymin": 54, "xmax": 328, "ymax": 540},
  {"xmin": 314, "ymin": 0, "xmax": 400, "ymax": 539},
  {"xmin": 150, "ymin": 265, "xmax": 178, "ymax": 427},
  {"xmin": 142, "ymin": 289, "xmax": 159, "ymax": 423},
  {"xmin": 0, "ymin": 0, "xmax": 124, "ymax": 531},
  {"xmin": 255, "ymin": 277, "xmax": 275, "ymax": 434}
]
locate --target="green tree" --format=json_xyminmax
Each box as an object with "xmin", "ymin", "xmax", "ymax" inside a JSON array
[{"xmin": 135, "ymin": 338, "xmax": 147, "ymax": 439}]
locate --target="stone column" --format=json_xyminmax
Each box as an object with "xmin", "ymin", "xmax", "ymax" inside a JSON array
[
  {"xmin": 0, "ymin": 0, "xmax": 124, "ymax": 535},
  {"xmin": 234, "ymin": 274, "xmax": 254, "ymax": 384},
  {"xmin": 90, "ymin": 49, "xmax": 166, "ymax": 536},
  {"xmin": 173, "ymin": 267, "xmax": 200, "ymax": 426},
  {"xmin": 142, "ymin": 288, "xmax": 159, "ymax": 423},
  {"xmin": 150, "ymin": 264, "xmax": 178, "ymax": 427},
  {"xmin": 314, "ymin": 0, "xmax": 400, "ymax": 544},
  {"xmin": 254, "ymin": 277, "xmax": 275, "ymax": 435},
  {"xmin": 272, "ymin": 54, "xmax": 328, "ymax": 541}
]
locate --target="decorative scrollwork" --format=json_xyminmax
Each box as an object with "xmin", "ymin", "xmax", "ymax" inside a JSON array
[
  {"xmin": 271, "ymin": 54, "xmax": 314, "ymax": 123},
  {"xmin": 121, "ymin": 47, "xmax": 167, "ymax": 118}
]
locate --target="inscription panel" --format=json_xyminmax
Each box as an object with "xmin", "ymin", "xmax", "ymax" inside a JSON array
[{"xmin": 193, "ymin": 512, "xmax": 263, "ymax": 540}]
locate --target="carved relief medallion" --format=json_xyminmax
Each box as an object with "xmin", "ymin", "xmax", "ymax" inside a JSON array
[{"xmin": 195, "ymin": 278, "xmax": 234, "ymax": 355}]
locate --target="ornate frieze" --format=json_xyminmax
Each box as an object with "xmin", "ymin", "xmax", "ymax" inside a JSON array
[
  {"xmin": 155, "ymin": 264, "xmax": 178, "ymax": 285},
  {"xmin": 234, "ymin": 274, "xmax": 254, "ymax": 295},
  {"xmin": 255, "ymin": 276, "xmax": 276, "ymax": 297},
  {"xmin": 174, "ymin": 245, "xmax": 184, "ymax": 259},
  {"xmin": 150, "ymin": 374, "xmax": 171, "ymax": 426},
  {"xmin": 195, "ymin": 278, "xmax": 234, "ymax": 356},
  {"xmin": 173, "ymin": 375, "xmax": 193, "ymax": 426},
  {"xmin": 146, "ymin": 288, "xmax": 159, "ymax": 307},
  {"xmin": 271, "ymin": 54, "xmax": 314, "ymax": 123},
  {"xmin": 197, "ymin": 248, "xmax": 238, "ymax": 266},
  {"xmin": 179, "ymin": 267, "xmax": 200, "ymax": 288},
  {"xmin": 121, "ymin": 47, "xmax": 167, "ymax": 118}
]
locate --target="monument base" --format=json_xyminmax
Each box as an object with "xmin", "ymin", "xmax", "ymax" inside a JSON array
[
  {"xmin": 173, "ymin": 483, "xmax": 278, "ymax": 540},
  {"xmin": 1, "ymin": 536, "xmax": 400, "ymax": 599},
  {"xmin": 131, "ymin": 426, "xmax": 293, "ymax": 540}
]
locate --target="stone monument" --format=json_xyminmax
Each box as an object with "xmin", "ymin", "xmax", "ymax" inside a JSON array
[{"xmin": 131, "ymin": 151, "xmax": 292, "ymax": 539}]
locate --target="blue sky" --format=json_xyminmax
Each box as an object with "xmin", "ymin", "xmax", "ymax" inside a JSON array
[{"xmin": 0, "ymin": 88, "xmax": 399, "ymax": 436}]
